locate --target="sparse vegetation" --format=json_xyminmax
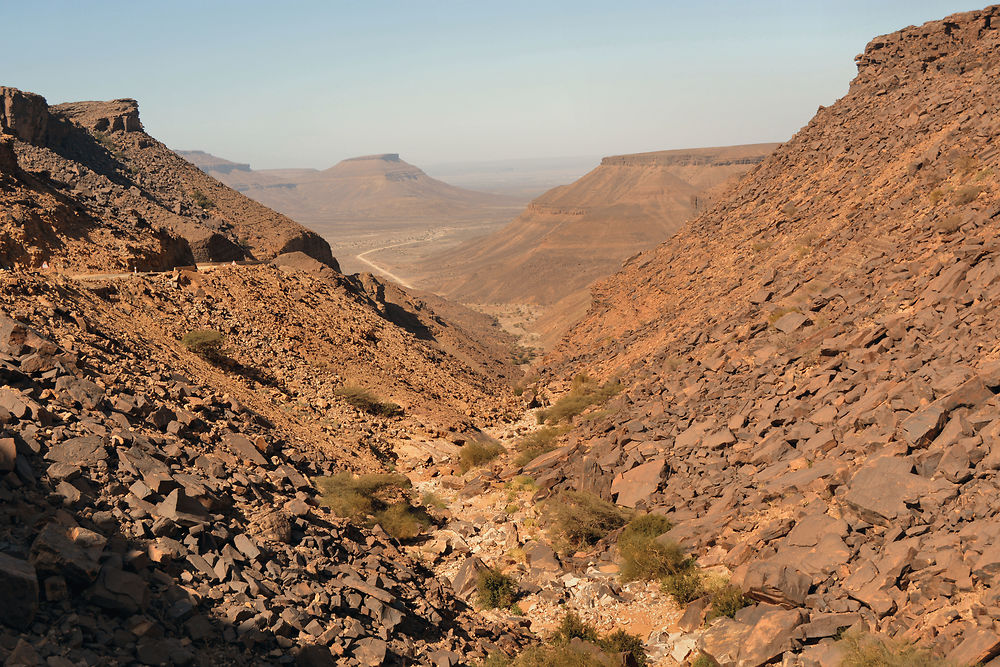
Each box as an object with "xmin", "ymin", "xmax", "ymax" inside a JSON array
[
  {"xmin": 334, "ymin": 384, "xmax": 403, "ymax": 417},
  {"xmin": 476, "ymin": 568, "xmax": 519, "ymax": 609},
  {"xmin": 953, "ymin": 184, "xmax": 982, "ymax": 205},
  {"xmin": 935, "ymin": 214, "xmax": 963, "ymax": 234},
  {"xmin": 767, "ymin": 306, "xmax": 800, "ymax": 326},
  {"xmin": 537, "ymin": 374, "xmax": 621, "ymax": 424},
  {"xmin": 190, "ymin": 189, "xmax": 216, "ymax": 209},
  {"xmin": 751, "ymin": 241, "xmax": 771, "ymax": 253},
  {"xmin": 181, "ymin": 329, "xmax": 226, "ymax": 360},
  {"xmin": 420, "ymin": 491, "xmax": 447, "ymax": 509},
  {"xmin": 705, "ymin": 585, "xmax": 749, "ymax": 622},
  {"xmin": 837, "ymin": 630, "xmax": 951, "ymax": 667},
  {"xmin": 459, "ymin": 437, "xmax": 506, "ymax": 473},
  {"xmin": 483, "ymin": 613, "xmax": 647, "ymax": 666},
  {"xmin": 927, "ymin": 187, "xmax": 948, "ymax": 205},
  {"xmin": 955, "ymin": 154, "xmax": 978, "ymax": 175},
  {"xmin": 315, "ymin": 472, "xmax": 431, "ymax": 540},
  {"xmin": 781, "ymin": 202, "xmax": 799, "ymax": 218},
  {"xmin": 543, "ymin": 490, "xmax": 629, "ymax": 554},
  {"xmin": 691, "ymin": 655, "xmax": 716, "ymax": 667},
  {"xmin": 514, "ymin": 426, "xmax": 566, "ymax": 466},
  {"xmin": 617, "ymin": 514, "xmax": 688, "ymax": 582},
  {"xmin": 661, "ymin": 567, "xmax": 704, "ymax": 605}
]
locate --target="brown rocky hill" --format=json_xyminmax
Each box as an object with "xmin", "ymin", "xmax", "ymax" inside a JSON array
[
  {"xmin": 187, "ymin": 151, "xmax": 523, "ymax": 233},
  {"xmin": 414, "ymin": 143, "xmax": 777, "ymax": 344},
  {"xmin": 526, "ymin": 5, "xmax": 1000, "ymax": 664},
  {"xmin": 0, "ymin": 257, "xmax": 531, "ymax": 664},
  {"xmin": 0, "ymin": 87, "xmax": 335, "ymax": 271}
]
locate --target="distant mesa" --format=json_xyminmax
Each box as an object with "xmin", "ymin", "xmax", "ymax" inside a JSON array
[
  {"xmin": 185, "ymin": 149, "xmax": 523, "ymax": 235},
  {"xmin": 176, "ymin": 149, "xmax": 251, "ymax": 175},
  {"xmin": 415, "ymin": 142, "xmax": 779, "ymax": 345}
]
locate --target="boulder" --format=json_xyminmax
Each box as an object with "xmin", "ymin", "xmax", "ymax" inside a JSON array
[
  {"xmin": 29, "ymin": 522, "xmax": 106, "ymax": 586},
  {"xmin": 0, "ymin": 552, "xmax": 38, "ymax": 630},
  {"xmin": 741, "ymin": 561, "xmax": 811, "ymax": 608},
  {"xmin": 611, "ymin": 458, "xmax": 666, "ymax": 508}
]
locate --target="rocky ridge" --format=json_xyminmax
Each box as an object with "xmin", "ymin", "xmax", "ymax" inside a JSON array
[
  {"xmin": 0, "ymin": 87, "xmax": 334, "ymax": 272},
  {"xmin": 520, "ymin": 5, "xmax": 1000, "ymax": 665}
]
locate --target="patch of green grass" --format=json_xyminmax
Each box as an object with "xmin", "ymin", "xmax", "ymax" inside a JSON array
[
  {"xmin": 514, "ymin": 426, "xmax": 567, "ymax": 466},
  {"xmin": 477, "ymin": 568, "xmax": 519, "ymax": 609},
  {"xmin": 537, "ymin": 374, "xmax": 621, "ymax": 424},
  {"xmin": 181, "ymin": 329, "xmax": 225, "ymax": 360},
  {"xmin": 690, "ymin": 656, "xmax": 716, "ymax": 667},
  {"xmin": 543, "ymin": 490, "xmax": 630, "ymax": 554},
  {"xmin": 459, "ymin": 438, "xmax": 506, "ymax": 473},
  {"xmin": 837, "ymin": 630, "xmax": 951, "ymax": 667},
  {"xmin": 334, "ymin": 384, "xmax": 402, "ymax": 417}
]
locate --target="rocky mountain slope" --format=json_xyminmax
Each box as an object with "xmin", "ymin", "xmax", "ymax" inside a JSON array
[
  {"xmin": 185, "ymin": 152, "xmax": 522, "ymax": 233},
  {"xmin": 414, "ymin": 143, "xmax": 777, "ymax": 346},
  {"xmin": 523, "ymin": 4, "xmax": 1000, "ymax": 664},
  {"xmin": 0, "ymin": 86, "xmax": 545, "ymax": 665},
  {"xmin": 0, "ymin": 87, "xmax": 334, "ymax": 272}
]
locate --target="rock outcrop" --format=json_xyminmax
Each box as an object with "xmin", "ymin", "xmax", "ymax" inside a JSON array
[{"xmin": 0, "ymin": 86, "xmax": 336, "ymax": 272}]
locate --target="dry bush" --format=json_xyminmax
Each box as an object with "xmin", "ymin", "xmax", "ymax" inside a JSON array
[
  {"xmin": 705, "ymin": 585, "xmax": 750, "ymax": 622},
  {"xmin": 315, "ymin": 472, "xmax": 430, "ymax": 540},
  {"xmin": 838, "ymin": 630, "xmax": 951, "ymax": 667},
  {"xmin": 514, "ymin": 426, "xmax": 566, "ymax": 466},
  {"xmin": 537, "ymin": 374, "xmax": 621, "ymax": 424},
  {"xmin": 543, "ymin": 490, "xmax": 629, "ymax": 553},
  {"xmin": 953, "ymin": 184, "xmax": 982, "ymax": 205},
  {"xmin": 334, "ymin": 385, "xmax": 402, "ymax": 417},
  {"xmin": 459, "ymin": 438, "xmax": 505, "ymax": 472},
  {"xmin": 190, "ymin": 189, "xmax": 216, "ymax": 209},
  {"xmin": 181, "ymin": 329, "xmax": 225, "ymax": 360},
  {"xmin": 618, "ymin": 514, "xmax": 690, "ymax": 582},
  {"xmin": 935, "ymin": 214, "xmax": 963, "ymax": 234}
]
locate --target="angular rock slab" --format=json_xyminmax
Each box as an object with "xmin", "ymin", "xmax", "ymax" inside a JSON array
[
  {"xmin": 611, "ymin": 458, "xmax": 665, "ymax": 508},
  {"xmin": 0, "ymin": 552, "xmax": 38, "ymax": 630}
]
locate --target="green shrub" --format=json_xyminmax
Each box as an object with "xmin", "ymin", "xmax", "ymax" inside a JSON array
[
  {"xmin": 190, "ymin": 189, "xmax": 216, "ymax": 209},
  {"xmin": 315, "ymin": 472, "xmax": 429, "ymax": 540},
  {"xmin": 662, "ymin": 568, "xmax": 705, "ymax": 605},
  {"xmin": 420, "ymin": 491, "xmax": 447, "ymax": 509},
  {"xmin": 477, "ymin": 568, "xmax": 519, "ymax": 609},
  {"xmin": 334, "ymin": 385, "xmax": 402, "ymax": 417},
  {"xmin": 838, "ymin": 630, "xmax": 951, "ymax": 667},
  {"xmin": 459, "ymin": 438, "xmax": 505, "ymax": 473},
  {"xmin": 537, "ymin": 374, "xmax": 621, "ymax": 424},
  {"xmin": 543, "ymin": 491, "xmax": 629, "ymax": 553},
  {"xmin": 600, "ymin": 630, "xmax": 646, "ymax": 666},
  {"xmin": 181, "ymin": 329, "xmax": 225, "ymax": 360},
  {"xmin": 514, "ymin": 426, "xmax": 566, "ymax": 466},
  {"xmin": 618, "ymin": 515, "xmax": 689, "ymax": 582},
  {"xmin": 705, "ymin": 585, "xmax": 749, "ymax": 622},
  {"xmin": 691, "ymin": 656, "xmax": 716, "ymax": 667},
  {"xmin": 553, "ymin": 611, "xmax": 599, "ymax": 643}
]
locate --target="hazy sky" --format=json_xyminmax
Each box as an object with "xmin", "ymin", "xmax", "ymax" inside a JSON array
[{"xmin": 4, "ymin": 0, "xmax": 982, "ymax": 169}]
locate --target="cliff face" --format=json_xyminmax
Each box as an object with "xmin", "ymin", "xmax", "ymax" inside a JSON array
[
  {"xmin": 0, "ymin": 87, "xmax": 336, "ymax": 271},
  {"xmin": 528, "ymin": 5, "xmax": 1000, "ymax": 661}
]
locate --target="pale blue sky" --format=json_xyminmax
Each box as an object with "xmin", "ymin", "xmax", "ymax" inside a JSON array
[{"xmin": 3, "ymin": 1, "xmax": 981, "ymax": 168}]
